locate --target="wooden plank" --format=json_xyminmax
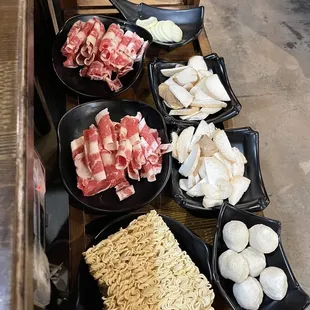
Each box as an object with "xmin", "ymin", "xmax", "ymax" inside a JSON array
[
  {"xmin": 197, "ymin": 28, "xmax": 212, "ymax": 56},
  {"xmin": 77, "ymin": 0, "xmax": 183, "ymax": 8}
]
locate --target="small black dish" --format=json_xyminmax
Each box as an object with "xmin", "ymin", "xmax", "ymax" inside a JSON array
[
  {"xmin": 109, "ymin": 0, "xmax": 204, "ymax": 50},
  {"xmin": 57, "ymin": 99, "xmax": 172, "ymax": 213},
  {"xmin": 76, "ymin": 212, "xmax": 213, "ymax": 310},
  {"xmin": 52, "ymin": 15, "xmax": 152, "ymax": 98},
  {"xmin": 170, "ymin": 127, "xmax": 269, "ymax": 216},
  {"xmin": 212, "ymin": 203, "xmax": 310, "ymax": 310},
  {"xmin": 148, "ymin": 54, "xmax": 242, "ymax": 127}
]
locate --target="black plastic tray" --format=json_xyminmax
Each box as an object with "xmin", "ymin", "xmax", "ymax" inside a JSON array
[
  {"xmin": 212, "ymin": 204, "xmax": 310, "ymax": 310},
  {"xmin": 57, "ymin": 100, "xmax": 172, "ymax": 213},
  {"xmin": 75, "ymin": 212, "xmax": 213, "ymax": 310},
  {"xmin": 109, "ymin": 0, "xmax": 204, "ymax": 50},
  {"xmin": 52, "ymin": 15, "xmax": 152, "ymax": 98},
  {"xmin": 148, "ymin": 53, "xmax": 242, "ymax": 127},
  {"xmin": 170, "ymin": 127, "xmax": 269, "ymax": 216}
]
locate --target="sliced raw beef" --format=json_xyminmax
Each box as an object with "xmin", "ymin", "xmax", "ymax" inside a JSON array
[
  {"xmin": 116, "ymin": 185, "xmax": 135, "ymax": 201},
  {"xmin": 139, "ymin": 118, "xmax": 159, "ymax": 151},
  {"xmin": 125, "ymin": 33, "xmax": 144, "ymax": 59},
  {"xmin": 115, "ymin": 140, "xmax": 132, "ymax": 170}
]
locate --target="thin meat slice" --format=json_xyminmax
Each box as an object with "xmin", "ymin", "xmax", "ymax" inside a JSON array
[
  {"xmin": 73, "ymin": 152, "xmax": 92, "ymax": 179},
  {"xmin": 105, "ymin": 77, "xmax": 123, "ymax": 92},
  {"xmin": 62, "ymin": 18, "xmax": 96, "ymax": 55},
  {"xmin": 76, "ymin": 52, "xmax": 86, "ymax": 66},
  {"xmin": 127, "ymin": 162, "xmax": 140, "ymax": 181},
  {"xmin": 77, "ymin": 177, "xmax": 111, "ymax": 196},
  {"xmin": 125, "ymin": 33, "xmax": 144, "ymax": 60},
  {"xmin": 95, "ymin": 108, "xmax": 118, "ymax": 151},
  {"xmin": 139, "ymin": 118, "xmax": 159, "ymax": 151},
  {"xmin": 120, "ymin": 113, "xmax": 140, "ymax": 145},
  {"xmin": 61, "ymin": 20, "xmax": 85, "ymax": 55},
  {"xmin": 141, "ymin": 161, "xmax": 156, "ymax": 182},
  {"xmin": 116, "ymin": 185, "xmax": 135, "ymax": 201},
  {"xmin": 140, "ymin": 136, "xmax": 159, "ymax": 165},
  {"xmin": 115, "ymin": 179, "xmax": 130, "ymax": 191},
  {"xmin": 79, "ymin": 66, "xmax": 88, "ymax": 77},
  {"xmin": 71, "ymin": 136, "xmax": 85, "ymax": 159},
  {"xmin": 110, "ymin": 52, "xmax": 133, "ymax": 71},
  {"xmin": 83, "ymin": 125, "xmax": 106, "ymax": 181},
  {"xmin": 118, "ymin": 30, "xmax": 134, "ymax": 52},
  {"xmin": 132, "ymin": 142, "xmax": 145, "ymax": 170},
  {"xmin": 63, "ymin": 53, "xmax": 79, "ymax": 68},
  {"xmin": 115, "ymin": 140, "xmax": 132, "ymax": 170},
  {"xmin": 153, "ymin": 156, "xmax": 162, "ymax": 175},
  {"xmin": 86, "ymin": 61, "xmax": 112, "ymax": 81},
  {"xmin": 160, "ymin": 143, "xmax": 173, "ymax": 155},
  {"xmin": 135, "ymin": 40, "xmax": 149, "ymax": 62}
]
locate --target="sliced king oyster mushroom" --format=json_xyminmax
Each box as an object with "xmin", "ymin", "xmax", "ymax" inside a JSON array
[
  {"xmin": 171, "ymin": 132, "xmax": 179, "ymax": 160},
  {"xmin": 188, "ymin": 55, "xmax": 208, "ymax": 71},
  {"xmin": 189, "ymin": 77, "xmax": 209, "ymax": 96},
  {"xmin": 233, "ymin": 147, "xmax": 247, "ymax": 163},
  {"xmin": 187, "ymin": 111, "xmax": 211, "ymax": 121},
  {"xmin": 186, "ymin": 177, "xmax": 209, "ymax": 197},
  {"xmin": 204, "ymin": 74, "xmax": 230, "ymax": 101},
  {"xmin": 191, "ymin": 99, "xmax": 227, "ymax": 108},
  {"xmin": 200, "ymin": 107, "xmax": 222, "ymax": 115},
  {"xmin": 169, "ymin": 107, "xmax": 200, "ymax": 116},
  {"xmin": 203, "ymin": 197, "xmax": 223, "ymax": 208},
  {"xmin": 213, "ymin": 152, "xmax": 233, "ymax": 179},
  {"xmin": 169, "ymin": 84, "xmax": 193, "ymax": 108},
  {"xmin": 229, "ymin": 176, "xmax": 251, "ymax": 205},
  {"xmin": 197, "ymin": 157, "xmax": 207, "ymax": 179},
  {"xmin": 164, "ymin": 77, "xmax": 178, "ymax": 86},
  {"xmin": 160, "ymin": 65, "xmax": 189, "ymax": 77},
  {"xmin": 173, "ymin": 67, "xmax": 199, "ymax": 86},
  {"xmin": 194, "ymin": 88, "xmax": 216, "ymax": 101},
  {"xmin": 159, "ymin": 84, "xmax": 183, "ymax": 110},
  {"xmin": 187, "ymin": 173, "xmax": 200, "ymax": 189},
  {"xmin": 198, "ymin": 69, "xmax": 213, "ymax": 79},
  {"xmin": 202, "ymin": 178, "xmax": 233, "ymax": 200},
  {"xmin": 213, "ymin": 129, "xmax": 236, "ymax": 162},
  {"xmin": 179, "ymin": 178, "xmax": 189, "ymax": 191},
  {"xmin": 204, "ymin": 156, "xmax": 230, "ymax": 184},
  {"xmin": 176, "ymin": 126, "xmax": 195, "ymax": 163},
  {"xmin": 198, "ymin": 135, "xmax": 218, "ymax": 157},
  {"xmin": 189, "ymin": 120, "xmax": 216, "ymax": 148},
  {"xmin": 184, "ymin": 83, "xmax": 194, "ymax": 91},
  {"xmin": 180, "ymin": 111, "xmax": 200, "ymax": 120},
  {"xmin": 179, "ymin": 144, "xmax": 201, "ymax": 177}
]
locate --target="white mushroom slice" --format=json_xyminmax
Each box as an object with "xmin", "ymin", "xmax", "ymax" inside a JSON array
[
  {"xmin": 171, "ymin": 132, "xmax": 179, "ymax": 160},
  {"xmin": 176, "ymin": 126, "xmax": 195, "ymax": 163},
  {"xmin": 194, "ymin": 88, "xmax": 216, "ymax": 101},
  {"xmin": 232, "ymin": 161, "xmax": 245, "ymax": 177},
  {"xmin": 179, "ymin": 179, "xmax": 189, "ymax": 191},
  {"xmin": 198, "ymin": 135, "xmax": 218, "ymax": 157},
  {"xmin": 188, "ymin": 173, "xmax": 199, "ymax": 189},
  {"xmin": 229, "ymin": 176, "xmax": 251, "ymax": 205},
  {"xmin": 173, "ymin": 67, "xmax": 198, "ymax": 86},
  {"xmin": 204, "ymin": 74, "xmax": 230, "ymax": 101},
  {"xmin": 189, "ymin": 77, "xmax": 209, "ymax": 96},
  {"xmin": 136, "ymin": 16, "xmax": 158, "ymax": 29},
  {"xmin": 169, "ymin": 85, "xmax": 193, "ymax": 108},
  {"xmin": 233, "ymin": 147, "xmax": 247, "ymax": 164},
  {"xmin": 200, "ymin": 107, "xmax": 222, "ymax": 115},
  {"xmin": 169, "ymin": 107, "xmax": 200, "ymax": 116},
  {"xmin": 179, "ymin": 144, "xmax": 201, "ymax": 177},
  {"xmin": 186, "ymin": 177, "xmax": 208, "ymax": 197},
  {"xmin": 175, "ymin": 64, "xmax": 185, "ymax": 68},
  {"xmin": 198, "ymin": 69, "xmax": 213, "ymax": 79},
  {"xmin": 164, "ymin": 77, "xmax": 178, "ymax": 86},
  {"xmin": 183, "ymin": 83, "xmax": 194, "ymax": 91},
  {"xmin": 202, "ymin": 178, "xmax": 233, "ymax": 200},
  {"xmin": 161, "ymin": 66, "xmax": 188, "ymax": 77},
  {"xmin": 197, "ymin": 157, "xmax": 207, "ymax": 179},
  {"xmin": 187, "ymin": 111, "xmax": 211, "ymax": 121},
  {"xmin": 188, "ymin": 55, "xmax": 208, "ymax": 71},
  {"xmin": 190, "ymin": 120, "xmax": 216, "ymax": 148},
  {"xmin": 213, "ymin": 152, "xmax": 233, "ymax": 179},
  {"xmin": 204, "ymin": 156, "xmax": 230, "ymax": 184},
  {"xmin": 192, "ymin": 99, "xmax": 227, "ymax": 108},
  {"xmin": 213, "ymin": 129, "xmax": 236, "ymax": 162},
  {"xmin": 202, "ymin": 197, "xmax": 223, "ymax": 208}
]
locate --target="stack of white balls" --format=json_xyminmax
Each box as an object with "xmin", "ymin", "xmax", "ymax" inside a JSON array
[{"xmin": 218, "ymin": 221, "xmax": 288, "ymax": 310}]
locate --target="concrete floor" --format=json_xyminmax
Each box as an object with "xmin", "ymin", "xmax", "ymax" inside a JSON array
[{"xmin": 203, "ymin": 0, "xmax": 310, "ymax": 295}]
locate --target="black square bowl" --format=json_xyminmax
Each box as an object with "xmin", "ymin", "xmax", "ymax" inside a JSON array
[
  {"xmin": 148, "ymin": 53, "xmax": 242, "ymax": 127},
  {"xmin": 170, "ymin": 127, "xmax": 269, "ymax": 216},
  {"xmin": 52, "ymin": 15, "xmax": 152, "ymax": 98},
  {"xmin": 57, "ymin": 99, "xmax": 172, "ymax": 213},
  {"xmin": 75, "ymin": 212, "xmax": 213, "ymax": 310},
  {"xmin": 212, "ymin": 203, "xmax": 310, "ymax": 310}
]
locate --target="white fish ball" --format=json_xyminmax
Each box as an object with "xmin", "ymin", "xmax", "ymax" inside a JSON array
[
  {"xmin": 260, "ymin": 267, "xmax": 288, "ymax": 300},
  {"xmin": 223, "ymin": 220, "xmax": 249, "ymax": 252},
  {"xmin": 249, "ymin": 224, "xmax": 279, "ymax": 254},
  {"xmin": 218, "ymin": 249, "xmax": 249, "ymax": 283},
  {"xmin": 240, "ymin": 247, "xmax": 266, "ymax": 277},
  {"xmin": 233, "ymin": 277, "xmax": 263, "ymax": 310}
]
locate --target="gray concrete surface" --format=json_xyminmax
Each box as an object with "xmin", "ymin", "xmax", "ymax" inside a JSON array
[{"xmin": 203, "ymin": 0, "xmax": 310, "ymax": 295}]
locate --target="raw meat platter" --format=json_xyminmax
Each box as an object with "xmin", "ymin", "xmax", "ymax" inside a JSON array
[{"xmin": 52, "ymin": 15, "xmax": 152, "ymax": 98}]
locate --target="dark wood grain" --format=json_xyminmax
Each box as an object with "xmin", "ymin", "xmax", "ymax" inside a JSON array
[{"xmin": 0, "ymin": 0, "xmax": 34, "ymax": 309}]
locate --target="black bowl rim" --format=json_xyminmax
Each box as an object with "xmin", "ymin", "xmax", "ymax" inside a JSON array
[
  {"xmin": 76, "ymin": 211, "xmax": 213, "ymax": 308},
  {"xmin": 57, "ymin": 99, "xmax": 172, "ymax": 213},
  {"xmin": 170, "ymin": 126, "xmax": 270, "ymax": 214},
  {"xmin": 148, "ymin": 53, "xmax": 242, "ymax": 126},
  {"xmin": 212, "ymin": 203, "xmax": 310, "ymax": 310},
  {"xmin": 52, "ymin": 14, "xmax": 153, "ymax": 98}
]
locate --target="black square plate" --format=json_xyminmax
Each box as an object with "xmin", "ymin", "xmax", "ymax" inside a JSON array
[
  {"xmin": 148, "ymin": 53, "xmax": 242, "ymax": 127},
  {"xmin": 212, "ymin": 204, "xmax": 310, "ymax": 310},
  {"xmin": 170, "ymin": 127, "xmax": 269, "ymax": 216},
  {"xmin": 58, "ymin": 99, "xmax": 172, "ymax": 213}
]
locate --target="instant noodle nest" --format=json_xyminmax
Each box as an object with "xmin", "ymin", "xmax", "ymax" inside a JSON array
[{"xmin": 83, "ymin": 210, "xmax": 215, "ymax": 310}]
